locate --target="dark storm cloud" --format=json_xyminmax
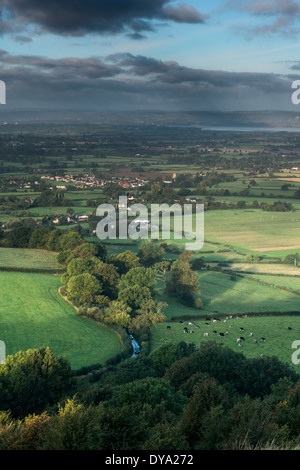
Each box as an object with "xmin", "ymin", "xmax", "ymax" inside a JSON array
[
  {"xmin": 0, "ymin": 50, "xmax": 293, "ymax": 110},
  {"xmin": 0, "ymin": 0, "xmax": 208, "ymax": 38},
  {"xmin": 0, "ymin": 49, "xmax": 123, "ymax": 78},
  {"xmin": 107, "ymin": 52, "xmax": 289, "ymax": 92}
]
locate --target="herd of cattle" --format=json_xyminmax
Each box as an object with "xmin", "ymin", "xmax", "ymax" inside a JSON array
[{"xmin": 165, "ymin": 315, "xmax": 293, "ymax": 348}]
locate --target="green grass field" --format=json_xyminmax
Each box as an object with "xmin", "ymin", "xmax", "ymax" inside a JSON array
[
  {"xmin": 245, "ymin": 274, "xmax": 300, "ymax": 293},
  {"xmin": 202, "ymin": 210, "xmax": 300, "ymax": 257},
  {"xmin": 0, "ymin": 247, "xmax": 61, "ymax": 271},
  {"xmin": 158, "ymin": 271, "xmax": 300, "ymax": 320},
  {"xmin": 0, "ymin": 272, "xmax": 122, "ymax": 369},
  {"xmin": 150, "ymin": 315, "xmax": 300, "ymax": 369},
  {"xmin": 158, "ymin": 209, "xmax": 300, "ymax": 257},
  {"xmin": 152, "ymin": 267, "xmax": 300, "ymax": 369}
]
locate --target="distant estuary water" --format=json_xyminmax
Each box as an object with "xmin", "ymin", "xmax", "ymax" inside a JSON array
[{"xmin": 169, "ymin": 125, "xmax": 300, "ymax": 132}]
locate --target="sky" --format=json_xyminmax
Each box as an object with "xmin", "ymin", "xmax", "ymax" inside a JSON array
[{"xmin": 1, "ymin": 0, "xmax": 300, "ymax": 111}]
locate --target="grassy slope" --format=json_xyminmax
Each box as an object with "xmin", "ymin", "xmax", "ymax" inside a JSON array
[
  {"xmin": 0, "ymin": 272, "xmax": 122, "ymax": 369},
  {"xmin": 158, "ymin": 271, "xmax": 300, "ymax": 319}
]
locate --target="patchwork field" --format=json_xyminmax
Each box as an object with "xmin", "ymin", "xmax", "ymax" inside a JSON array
[{"xmin": 0, "ymin": 272, "xmax": 122, "ymax": 369}]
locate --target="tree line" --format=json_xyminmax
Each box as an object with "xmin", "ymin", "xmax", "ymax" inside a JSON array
[{"xmin": 0, "ymin": 341, "xmax": 299, "ymax": 450}]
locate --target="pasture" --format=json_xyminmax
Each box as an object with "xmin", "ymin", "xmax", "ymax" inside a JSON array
[
  {"xmin": 150, "ymin": 314, "xmax": 300, "ymax": 369},
  {"xmin": 158, "ymin": 271, "xmax": 300, "ymax": 320},
  {"xmin": 0, "ymin": 272, "xmax": 122, "ymax": 369}
]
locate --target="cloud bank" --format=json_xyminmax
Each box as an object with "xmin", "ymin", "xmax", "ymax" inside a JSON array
[
  {"xmin": 0, "ymin": 49, "xmax": 293, "ymax": 110},
  {"xmin": 0, "ymin": 0, "xmax": 208, "ymax": 39}
]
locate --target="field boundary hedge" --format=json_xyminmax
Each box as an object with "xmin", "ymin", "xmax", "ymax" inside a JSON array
[
  {"xmin": 236, "ymin": 272, "xmax": 300, "ymax": 296},
  {"xmin": 0, "ymin": 266, "xmax": 64, "ymax": 274},
  {"xmin": 170, "ymin": 311, "xmax": 300, "ymax": 321}
]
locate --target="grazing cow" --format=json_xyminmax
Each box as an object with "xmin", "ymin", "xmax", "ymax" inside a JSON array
[
  {"xmin": 238, "ymin": 342, "xmax": 243, "ymax": 347},
  {"xmin": 183, "ymin": 329, "xmax": 188, "ymax": 334},
  {"xmin": 167, "ymin": 326, "xmax": 171, "ymax": 329},
  {"xmin": 189, "ymin": 322, "xmax": 195, "ymax": 326},
  {"xmin": 205, "ymin": 322, "xmax": 210, "ymax": 326},
  {"xmin": 179, "ymin": 321, "xmax": 183, "ymax": 324},
  {"xmin": 249, "ymin": 332, "xmax": 253, "ymax": 337},
  {"xmin": 253, "ymin": 339, "xmax": 258, "ymax": 343},
  {"xmin": 261, "ymin": 337, "xmax": 266, "ymax": 342},
  {"xmin": 240, "ymin": 327, "xmax": 244, "ymax": 331},
  {"xmin": 206, "ymin": 317, "xmax": 210, "ymax": 321},
  {"xmin": 229, "ymin": 324, "xmax": 233, "ymax": 328},
  {"xmin": 213, "ymin": 319, "xmax": 218, "ymax": 323},
  {"xmin": 219, "ymin": 333, "xmax": 225, "ymax": 337},
  {"xmin": 239, "ymin": 336, "xmax": 245, "ymax": 341},
  {"xmin": 237, "ymin": 338, "xmax": 242, "ymax": 342},
  {"xmin": 190, "ymin": 330, "xmax": 194, "ymax": 334},
  {"xmin": 195, "ymin": 324, "xmax": 200, "ymax": 328},
  {"xmin": 288, "ymin": 327, "xmax": 292, "ymax": 331},
  {"xmin": 213, "ymin": 330, "xmax": 218, "ymax": 334},
  {"xmin": 204, "ymin": 332, "xmax": 209, "ymax": 337}
]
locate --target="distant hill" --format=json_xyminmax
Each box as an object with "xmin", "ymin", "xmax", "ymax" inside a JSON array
[{"xmin": 1, "ymin": 108, "xmax": 300, "ymax": 128}]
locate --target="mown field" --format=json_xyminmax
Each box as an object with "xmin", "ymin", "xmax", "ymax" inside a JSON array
[
  {"xmin": 155, "ymin": 208, "xmax": 300, "ymax": 258},
  {"xmin": 0, "ymin": 272, "xmax": 122, "ymax": 369},
  {"xmin": 201, "ymin": 210, "xmax": 300, "ymax": 257}
]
